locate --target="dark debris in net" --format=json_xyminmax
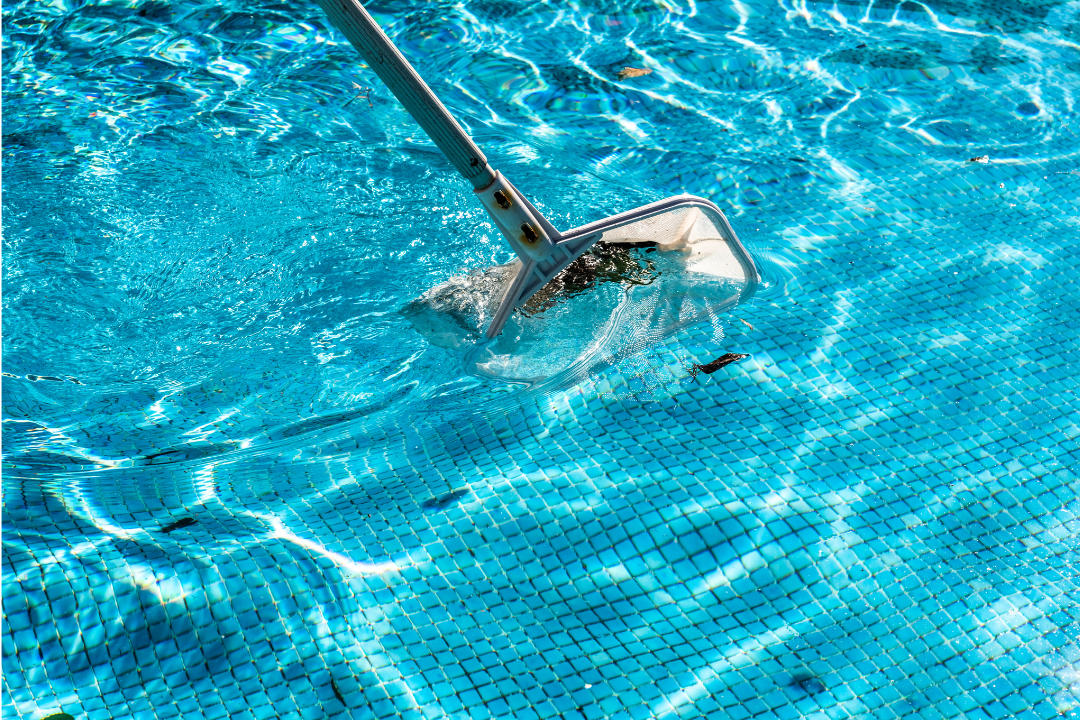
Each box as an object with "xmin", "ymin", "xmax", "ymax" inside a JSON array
[{"xmin": 520, "ymin": 241, "xmax": 660, "ymax": 316}]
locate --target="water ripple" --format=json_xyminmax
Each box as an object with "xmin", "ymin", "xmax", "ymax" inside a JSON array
[{"xmin": 4, "ymin": 0, "xmax": 1080, "ymax": 717}]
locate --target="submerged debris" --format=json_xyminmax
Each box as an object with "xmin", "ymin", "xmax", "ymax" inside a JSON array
[
  {"xmin": 331, "ymin": 678, "xmax": 346, "ymax": 705},
  {"xmin": 1016, "ymin": 101, "xmax": 1039, "ymax": 116},
  {"xmin": 968, "ymin": 155, "xmax": 990, "ymax": 164},
  {"xmin": 421, "ymin": 489, "xmax": 468, "ymax": 510},
  {"xmin": 824, "ymin": 42, "xmax": 944, "ymax": 69},
  {"xmin": 159, "ymin": 517, "xmax": 197, "ymax": 534},
  {"xmin": 616, "ymin": 66, "xmax": 652, "ymax": 80},
  {"xmin": 141, "ymin": 442, "xmax": 235, "ymax": 465},
  {"xmin": 791, "ymin": 673, "xmax": 826, "ymax": 696},
  {"xmin": 688, "ymin": 352, "xmax": 750, "ymax": 379}
]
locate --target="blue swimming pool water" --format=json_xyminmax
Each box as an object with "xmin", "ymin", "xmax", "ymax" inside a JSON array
[{"xmin": 4, "ymin": 0, "xmax": 1080, "ymax": 718}]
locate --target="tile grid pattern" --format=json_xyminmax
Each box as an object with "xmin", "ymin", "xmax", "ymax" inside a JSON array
[
  {"xmin": 4, "ymin": 0, "xmax": 1080, "ymax": 717},
  {"xmin": 5, "ymin": 300, "xmax": 1079, "ymax": 720}
]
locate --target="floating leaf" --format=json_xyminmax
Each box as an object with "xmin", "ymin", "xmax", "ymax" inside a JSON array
[
  {"xmin": 688, "ymin": 352, "xmax": 750, "ymax": 378},
  {"xmin": 616, "ymin": 66, "xmax": 652, "ymax": 80},
  {"xmin": 968, "ymin": 155, "xmax": 990, "ymax": 163}
]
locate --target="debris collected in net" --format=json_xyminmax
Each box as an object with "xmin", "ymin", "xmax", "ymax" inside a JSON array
[
  {"xmin": 617, "ymin": 66, "xmax": 652, "ymax": 79},
  {"xmin": 688, "ymin": 353, "xmax": 750, "ymax": 379},
  {"xmin": 520, "ymin": 241, "xmax": 659, "ymax": 316},
  {"xmin": 968, "ymin": 155, "xmax": 990, "ymax": 164},
  {"xmin": 159, "ymin": 517, "xmax": 197, "ymax": 534}
]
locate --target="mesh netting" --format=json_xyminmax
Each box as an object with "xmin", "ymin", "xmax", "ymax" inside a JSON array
[{"xmin": 405, "ymin": 202, "xmax": 755, "ymax": 384}]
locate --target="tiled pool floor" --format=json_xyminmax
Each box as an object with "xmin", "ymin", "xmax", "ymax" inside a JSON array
[{"xmin": 4, "ymin": 0, "xmax": 1080, "ymax": 717}]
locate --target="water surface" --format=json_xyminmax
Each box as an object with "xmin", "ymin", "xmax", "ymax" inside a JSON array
[{"xmin": 4, "ymin": 0, "xmax": 1079, "ymax": 718}]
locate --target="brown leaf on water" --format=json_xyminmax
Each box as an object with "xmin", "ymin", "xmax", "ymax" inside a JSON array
[
  {"xmin": 616, "ymin": 66, "xmax": 652, "ymax": 80},
  {"xmin": 687, "ymin": 352, "xmax": 750, "ymax": 379}
]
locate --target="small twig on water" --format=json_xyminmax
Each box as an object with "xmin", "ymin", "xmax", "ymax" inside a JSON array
[{"xmin": 344, "ymin": 81, "xmax": 373, "ymax": 109}]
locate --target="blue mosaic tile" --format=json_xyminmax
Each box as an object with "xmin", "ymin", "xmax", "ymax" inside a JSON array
[{"xmin": 4, "ymin": 0, "xmax": 1080, "ymax": 719}]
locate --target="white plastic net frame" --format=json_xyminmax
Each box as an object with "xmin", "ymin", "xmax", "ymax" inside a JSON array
[
  {"xmin": 589, "ymin": 202, "xmax": 756, "ymax": 285},
  {"xmin": 407, "ymin": 196, "xmax": 759, "ymax": 385}
]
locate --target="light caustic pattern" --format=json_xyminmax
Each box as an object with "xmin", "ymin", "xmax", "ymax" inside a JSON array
[{"xmin": 2, "ymin": 0, "xmax": 1079, "ymax": 719}]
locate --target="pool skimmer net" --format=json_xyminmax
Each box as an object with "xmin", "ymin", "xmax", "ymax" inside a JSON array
[{"xmin": 315, "ymin": 0, "xmax": 758, "ymax": 339}]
